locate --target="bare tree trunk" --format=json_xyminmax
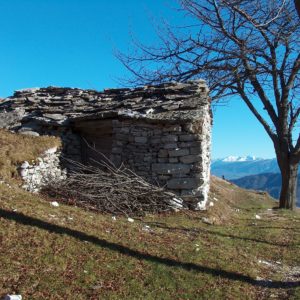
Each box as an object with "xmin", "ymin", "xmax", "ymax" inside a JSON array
[
  {"xmin": 295, "ymin": 0, "xmax": 300, "ymax": 18},
  {"xmin": 279, "ymin": 160, "xmax": 298, "ymax": 210}
]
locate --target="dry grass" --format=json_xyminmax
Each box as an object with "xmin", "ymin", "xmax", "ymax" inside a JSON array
[
  {"xmin": 0, "ymin": 131, "xmax": 299, "ymax": 299},
  {"xmin": 206, "ymin": 176, "xmax": 276, "ymax": 224},
  {"xmin": 0, "ymin": 129, "xmax": 61, "ymax": 181},
  {"xmin": 0, "ymin": 178, "xmax": 299, "ymax": 299}
]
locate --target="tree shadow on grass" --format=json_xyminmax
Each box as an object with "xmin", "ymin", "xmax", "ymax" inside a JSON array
[
  {"xmin": 144, "ymin": 221, "xmax": 298, "ymax": 247},
  {"xmin": 255, "ymin": 226, "xmax": 300, "ymax": 231},
  {"xmin": 0, "ymin": 208, "xmax": 299, "ymax": 289}
]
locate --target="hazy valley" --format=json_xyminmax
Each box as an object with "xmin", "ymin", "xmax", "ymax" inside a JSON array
[{"xmin": 211, "ymin": 156, "xmax": 300, "ymax": 206}]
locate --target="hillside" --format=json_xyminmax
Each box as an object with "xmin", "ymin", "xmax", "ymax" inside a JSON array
[
  {"xmin": 232, "ymin": 173, "xmax": 300, "ymax": 207},
  {"xmin": 0, "ymin": 132, "xmax": 299, "ymax": 299}
]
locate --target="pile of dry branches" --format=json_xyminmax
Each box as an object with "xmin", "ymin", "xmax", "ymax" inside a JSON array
[{"xmin": 44, "ymin": 158, "xmax": 184, "ymax": 216}]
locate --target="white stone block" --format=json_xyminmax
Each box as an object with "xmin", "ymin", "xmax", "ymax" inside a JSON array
[
  {"xmin": 44, "ymin": 147, "xmax": 57, "ymax": 155},
  {"xmin": 20, "ymin": 161, "xmax": 30, "ymax": 169}
]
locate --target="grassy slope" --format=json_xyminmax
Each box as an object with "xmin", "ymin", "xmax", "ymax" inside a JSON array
[
  {"xmin": 0, "ymin": 129, "xmax": 61, "ymax": 181},
  {"xmin": 0, "ymin": 132, "xmax": 299, "ymax": 300}
]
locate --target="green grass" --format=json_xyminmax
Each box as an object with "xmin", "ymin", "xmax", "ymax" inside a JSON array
[{"xmin": 0, "ymin": 179, "xmax": 299, "ymax": 300}]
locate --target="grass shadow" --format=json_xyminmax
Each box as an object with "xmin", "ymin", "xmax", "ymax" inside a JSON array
[
  {"xmin": 0, "ymin": 208, "xmax": 299, "ymax": 289},
  {"xmin": 143, "ymin": 221, "xmax": 298, "ymax": 247}
]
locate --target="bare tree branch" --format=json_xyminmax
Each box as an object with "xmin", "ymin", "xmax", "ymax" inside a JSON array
[
  {"xmin": 44, "ymin": 157, "xmax": 184, "ymax": 217},
  {"xmin": 116, "ymin": 0, "xmax": 300, "ymax": 209}
]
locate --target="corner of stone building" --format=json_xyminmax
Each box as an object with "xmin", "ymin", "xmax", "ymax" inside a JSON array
[{"xmin": 182, "ymin": 106, "xmax": 212, "ymax": 210}]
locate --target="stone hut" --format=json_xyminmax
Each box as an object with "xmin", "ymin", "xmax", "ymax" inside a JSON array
[{"xmin": 0, "ymin": 80, "xmax": 212, "ymax": 209}]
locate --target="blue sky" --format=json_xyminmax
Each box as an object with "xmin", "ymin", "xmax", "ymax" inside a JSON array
[{"xmin": 0, "ymin": 0, "xmax": 275, "ymax": 159}]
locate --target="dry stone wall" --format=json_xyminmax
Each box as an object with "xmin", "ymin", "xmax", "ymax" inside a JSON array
[
  {"xmin": 19, "ymin": 147, "xmax": 67, "ymax": 192},
  {"xmin": 17, "ymin": 123, "xmax": 82, "ymax": 168},
  {"xmin": 111, "ymin": 112, "xmax": 211, "ymax": 209},
  {"xmin": 40, "ymin": 126, "xmax": 82, "ymax": 167}
]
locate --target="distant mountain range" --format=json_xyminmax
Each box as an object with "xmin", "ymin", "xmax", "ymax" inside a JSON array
[
  {"xmin": 211, "ymin": 156, "xmax": 300, "ymax": 207},
  {"xmin": 211, "ymin": 156, "xmax": 279, "ymax": 179},
  {"xmin": 231, "ymin": 173, "xmax": 300, "ymax": 206}
]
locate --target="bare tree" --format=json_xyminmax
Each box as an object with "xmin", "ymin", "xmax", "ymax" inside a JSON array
[
  {"xmin": 295, "ymin": 0, "xmax": 300, "ymax": 18},
  {"xmin": 117, "ymin": 0, "xmax": 300, "ymax": 210}
]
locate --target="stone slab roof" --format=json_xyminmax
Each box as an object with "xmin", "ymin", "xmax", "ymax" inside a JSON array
[{"xmin": 0, "ymin": 80, "xmax": 210, "ymax": 126}]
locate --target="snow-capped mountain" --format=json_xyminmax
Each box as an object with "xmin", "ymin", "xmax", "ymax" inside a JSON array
[
  {"xmin": 211, "ymin": 156, "xmax": 279, "ymax": 179},
  {"xmin": 212, "ymin": 155, "xmax": 300, "ymax": 207},
  {"xmin": 215, "ymin": 155, "xmax": 263, "ymax": 163},
  {"xmin": 223, "ymin": 155, "xmax": 262, "ymax": 162}
]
